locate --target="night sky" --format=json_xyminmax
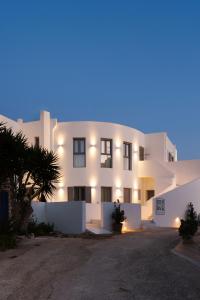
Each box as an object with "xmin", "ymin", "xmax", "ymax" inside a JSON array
[{"xmin": 0, "ymin": 1, "xmax": 200, "ymax": 160}]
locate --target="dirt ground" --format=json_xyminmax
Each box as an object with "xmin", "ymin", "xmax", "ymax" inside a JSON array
[{"xmin": 0, "ymin": 228, "xmax": 200, "ymax": 300}]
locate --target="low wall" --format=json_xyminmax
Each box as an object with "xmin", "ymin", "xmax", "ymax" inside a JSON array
[
  {"xmin": 101, "ymin": 203, "xmax": 114, "ymax": 231},
  {"xmin": 121, "ymin": 203, "xmax": 141, "ymax": 229},
  {"xmin": 86, "ymin": 203, "xmax": 101, "ymax": 223},
  {"xmin": 32, "ymin": 201, "xmax": 86, "ymax": 234},
  {"xmin": 153, "ymin": 178, "xmax": 200, "ymax": 227},
  {"xmin": 101, "ymin": 202, "xmax": 141, "ymax": 231}
]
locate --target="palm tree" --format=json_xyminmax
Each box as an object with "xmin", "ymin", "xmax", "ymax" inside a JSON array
[{"xmin": 0, "ymin": 123, "xmax": 60, "ymax": 232}]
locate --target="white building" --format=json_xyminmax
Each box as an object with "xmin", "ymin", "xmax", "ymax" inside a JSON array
[{"xmin": 1, "ymin": 110, "xmax": 200, "ymax": 232}]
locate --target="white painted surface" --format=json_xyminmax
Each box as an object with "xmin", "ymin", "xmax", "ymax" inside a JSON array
[
  {"xmin": 166, "ymin": 160, "xmax": 200, "ymax": 185},
  {"xmin": 121, "ymin": 203, "xmax": 141, "ymax": 229},
  {"xmin": 32, "ymin": 202, "xmax": 47, "ymax": 223},
  {"xmin": 3, "ymin": 110, "xmax": 200, "ymax": 230},
  {"xmin": 153, "ymin": 178, "xmax": 200, "ymax": 227},
  {"xmin": 101, "ymin": 202, "xmax": 141, "ymax": 231},
  {"xmin": 86, "ymin": 203, "xmax": 101, "ymax": 223},
  {"xmin": 32, "ymin": 201, "xmax": 86, "ymax": 234}
]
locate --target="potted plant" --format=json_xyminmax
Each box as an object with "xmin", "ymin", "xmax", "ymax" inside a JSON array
[
  {"xmin": 112, "ymin": 200, "xmax": 126, "ymax": 234},
  {"xmin": 179, "ymin": 202, "xmax": 198, "ymax": 242}
]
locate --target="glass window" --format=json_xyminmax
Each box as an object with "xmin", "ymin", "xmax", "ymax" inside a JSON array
[
  {"xmin": 156, "ymin": 198, "xmax": 165, "ymax": 215},
  {"xmin": 101, "ymin": 187, "xmax": 112, "ymax": 202},
  {"xmin": 101, "ymin": 139, "xmax": 112, "ymax": 168},
  {"xmin": 123, "ymin": 142, "xmax": 132, "ymax": 170},
  {"xmin": 124, "ymin": 188, "xmax": 132, "ymax": 203},
  {"xmin": 139, "ymin": 146, "xmax": 145, "ymax": 161},
  {"xmin": 68, "ymin": 186, "xmax": 91, "ymax": 203},
  {"xmin": 168, "ymin": 152, "xmax": 174, "ymax": 162},
  {"xmin": 73, "ymin": 138, "xmax": 86, "ymax": 168}
]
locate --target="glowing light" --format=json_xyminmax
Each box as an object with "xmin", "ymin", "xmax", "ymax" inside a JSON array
[
  {"xmin": 115, "ymin": 179, "xmax": 121, "ymax": 189},
  {"xmin": 57, "ymin": 145, "xmax": 64, "ymax": 156},
  {"xmin": 57, "ymin": 136, "xmax": 64, "ymax": 146},
  {"xmin": 90, "ymin": 177, "xmax": 97, "ymax": 188},
  {"xmin": 122, "ymin": 220, "xmax": 128, "ymax": 233},
  {"xmin": 58, "ymin": 188, "xmax": 64, "ymax": 198},
  {"xmin": 116, "ymin": 188, "xmax": 122, "ymax": 198},
  {"xmin": 175, "ymin": 217, "xmax": 180, "ymax": 228}
]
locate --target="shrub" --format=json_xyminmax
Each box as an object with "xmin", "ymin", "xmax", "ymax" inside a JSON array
[
  {"xmin": 0, "ymin": 234, "xmax": 16, "ymax": 251},
  {"xmin": 112, "ymin": 200, "xmax": 126, "ymax": 233},
  {"xmin": 0, "ymin": 221, "xmax": 17, "ymax": 251},
  {"xmin": 179, "ymin": 202, "xmax": 198, "ymax": 240},
  {"xmin": 27, "ymin": 219, "xmax": 54, "ymax": 236}
]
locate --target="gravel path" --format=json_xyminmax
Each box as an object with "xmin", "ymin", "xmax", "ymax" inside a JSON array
[{"xmin": 0, "ymin": 229, "xmax": 200, "ymax": 300}]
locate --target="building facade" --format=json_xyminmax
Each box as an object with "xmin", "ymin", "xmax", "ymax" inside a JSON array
[{"xmin": 1, "ymin": 110, "xmax": 200, "ymax": 229}]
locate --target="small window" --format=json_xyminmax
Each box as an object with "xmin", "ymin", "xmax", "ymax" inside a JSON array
[
  {"xmin": 34, "ymin": 136, "xmax": 39, "ymax": 148},
  {"xmin": 101, "ymin": 139, "xmax": 112, "ymax": 168},
  {"xmin": 124, "ymin": 188, "xmax": 132, "ymax": 203},
  {"xmin": 68, "ymin": 186, "xmax": 91, "ymax": 203},
  {"xmin": 139, "ymin": 146, "xmax": 145, "ymax": 161},
  {"xmin": 168, "ymin": 152, "xmax": 174, "ymax": 162},
  {"xmin": 123, "ymin": 142, "xmax": 132, "ymax": 170},
  {"xmin": 156, "ymin": 198, "xmax": 165, "ymax": 215},
  {"xmin": 101, "ymin": 187, "xmax": 112, "ymax": 202},
  {"xmin": 146, "ymin": 190, "xmax": 155, "ymax": 201},
  {"xmin": 73, "ymin": 138, "xmax": 86, "ymax": 168}
]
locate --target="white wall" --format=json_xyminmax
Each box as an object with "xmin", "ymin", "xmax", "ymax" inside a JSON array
[
  {"xmin": 138, "ymin": 160, "xmax": 175, "ymax": 194},
  {"xmin": 101, "ymin": 202, "xmax": 114, "ymax": 231},
  {"xmin": 153, "ymin": 178, "xmax": 200, "ymax": 227},
  {"xmin": 32, "ymin": 201, "xmax": 86, "ymax": 234},
  {"xmin": 54, "ymin": 121, "xmax": 146, "ymax": 203},
  {"xmin": 166, "ymin": 160, "xmax": 200, "ymax": 186},
  {"xmin": 145, "ymin": 132, "xmax": 177, "ymax": 162},
  {"xmin": 101, "ymin": 202, "xmax": 141, "ymax": 231},
  {"xmin": 121, "ymin": 203, "xmax": 141, "ymax": 229},
  {"xmin": 86, "ymin": 203, "xmax": 101, "ymax": 223}
]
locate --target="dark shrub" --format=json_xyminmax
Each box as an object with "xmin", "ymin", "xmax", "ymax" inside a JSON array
[
  {"xmin": 0, "ymin": 221, "xmax": 17, "ymax": 251},
  {"xmin": 27, "ymin": 219, "xmax": 54, "ymax": 236},
  {"xmin": 179, "ymin": 202, "xmax": 198, "ymax": 240},
  {"xmin": 112, "ymin": 200, "xmax": 126, "ymax": 234}
]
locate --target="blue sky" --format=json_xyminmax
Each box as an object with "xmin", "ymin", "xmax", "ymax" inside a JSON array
[{"xmin": 0, "ymin": 0, "xmax": 200, "ymax": 159}]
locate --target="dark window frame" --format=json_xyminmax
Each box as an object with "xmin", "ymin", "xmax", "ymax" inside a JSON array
[
  {"xmin": 100, "ymin": 138, "xmax": 113, "ymax": 168},
  {"xmin": 101, "ymin": 186, "xmax": 112, "ymax": 202},
  {"xmin": 123, "ymin": 142, "xmax": 132, "ymax": 170},
  {"xmin": 139, "ymin": 146, "xmax": 145, "ymax": 161},
  {"xmin": 123, "ymin": 188, "xmax": 132, "ymax": 203},
  {"xmin": 73, "ymin": 138, "xmax": 86, "ymax": 168}
]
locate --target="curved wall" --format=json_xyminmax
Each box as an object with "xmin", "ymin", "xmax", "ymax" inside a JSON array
[{"xmin": 53, "ymin": 121, "xmax": 146, "ymax": 203}]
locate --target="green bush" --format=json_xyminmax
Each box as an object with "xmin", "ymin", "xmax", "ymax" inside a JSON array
[
  {"xmin": 179, "ymin": 202, "xmax": 198, "ymax": 240},
  {"xmin": 0, "ymin": 234, "xmax": 16, "ymax": 251},
  {"xmin": 27, "ymin": 219, "xmax": 54, "ymax": 236}
]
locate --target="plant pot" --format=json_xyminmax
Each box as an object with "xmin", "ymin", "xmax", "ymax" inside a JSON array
[{"xmin": 112, "ymin": 223, "xmax": 123, "ymax": 234}]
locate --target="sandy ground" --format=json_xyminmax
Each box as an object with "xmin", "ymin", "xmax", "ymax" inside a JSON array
[{"xmin": 0, "ymin": 229, "xmax": 200, "ymax": 300}]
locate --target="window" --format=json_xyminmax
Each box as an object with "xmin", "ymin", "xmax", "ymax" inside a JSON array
[
  {"xmin": 101, "ymin": 187, "xmax": 112, "ymax": 202},
  {"xmin": 139, "ymin": 146, "xmax": 145, "ymax": 161},
  {"xmin": 124, "ymin": 188, "xmax": 132, "ymax": 203},
  {"xmin": 68, "ymin": 186, "xmax": 91, "ymax": 203},
  {"xmin": 73, "ymin": 138, "xmax": 86, "ymax": 168},
  {"xmin": 156, "ymin": 198, "xmax": 165, "ymax": 215},
  {"xmin": 101, "ymin": 139, "xmax": 112, "ymax": 168},
  {"xmin": 146, "ymin": 190, "xmax": 155, "ymax": 201},
  {"xmin": 168, "ymin": 152, "xmax": 174, "ymax": 162},
  {"xmin": 123, "ymin": 142, "xmax": 132, "ymax": 170},
  {"xmin": 34, "ymin": 136, "xmax": 39, "ymax": 148}
]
